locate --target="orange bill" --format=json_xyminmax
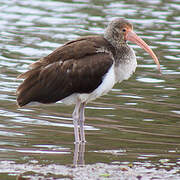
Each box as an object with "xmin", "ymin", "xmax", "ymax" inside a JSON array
[{"xmin": 126, "ymin": 30, "xmax": 161, "ymax": 72}]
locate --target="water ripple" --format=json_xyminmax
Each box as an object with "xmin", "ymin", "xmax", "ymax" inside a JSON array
[{"xmin": 0, "ymin": 0, "xmax": 179, "ymax": 178}]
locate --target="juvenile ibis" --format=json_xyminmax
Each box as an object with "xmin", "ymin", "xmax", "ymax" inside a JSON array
[{"xmin": 16, "ymin": 18, "xmax": 160, "ymax": 143}]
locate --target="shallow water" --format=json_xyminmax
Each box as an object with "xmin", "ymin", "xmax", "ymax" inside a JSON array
[{"xmin": 0, "ymin": 0, "xmax": 180, "ymax": 179}]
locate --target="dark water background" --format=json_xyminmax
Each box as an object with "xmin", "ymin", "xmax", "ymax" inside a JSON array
[{"xmin": 0, "ymin": 0, "xmax": 179, "ymax": 179}]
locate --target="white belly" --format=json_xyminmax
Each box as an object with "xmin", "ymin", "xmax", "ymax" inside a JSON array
[{"xmin": 61, "ymin": 64, "xmax": 116, "ymax": 105}]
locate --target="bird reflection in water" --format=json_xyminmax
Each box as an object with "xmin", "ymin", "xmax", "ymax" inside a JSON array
[{"xmin": 73, "ymin": 143, "xmax": 85, "ymax": 167}]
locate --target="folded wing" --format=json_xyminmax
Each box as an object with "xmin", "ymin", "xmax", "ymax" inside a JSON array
[{"xmin": 17, "ymin": 36, "xmax": 115, "ymax": 107}]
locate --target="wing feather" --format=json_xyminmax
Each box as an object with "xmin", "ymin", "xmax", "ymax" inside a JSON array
[{"xmin": 16, "ymin": 36, "xmax": 115, "ymax": 107}]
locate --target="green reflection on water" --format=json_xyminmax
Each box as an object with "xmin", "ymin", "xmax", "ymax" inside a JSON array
[{"xmin": 0, "ymin": 0, "xmax": 180, "ymax": 179}]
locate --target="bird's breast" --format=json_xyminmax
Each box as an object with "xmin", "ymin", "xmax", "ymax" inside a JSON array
[{"xmin": 114, "ymin": 48, "xmax": 137, "ymax": 83}]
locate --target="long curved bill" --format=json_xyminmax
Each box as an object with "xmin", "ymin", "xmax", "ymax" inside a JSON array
[{"xmin": 126, "ymin": 30, "xmax": 161, "ymax": 72}]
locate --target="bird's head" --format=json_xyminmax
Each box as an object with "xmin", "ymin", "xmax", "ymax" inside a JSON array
[{"xmin": 104, "ymin": 18, "xmax": 161, "ymax": 72}]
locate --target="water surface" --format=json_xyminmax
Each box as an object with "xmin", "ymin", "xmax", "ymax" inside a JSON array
[{"xmin": 0, "ymin": 0, "xmax": 180, "ymax": 179}]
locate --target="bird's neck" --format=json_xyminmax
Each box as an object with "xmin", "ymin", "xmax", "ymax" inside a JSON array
[
  {"xmin": 104, "ymin": 32, "xmax": 126, "ymax": 50},
  {"xmin": 104, "ymin": 34, "xmax": 134, "ymax": 64},
  {"xmin": 113, "ymin": 44, "xmax": 137, "ymax": 83},
  {"xmin": 114, "ymin": 44, "xmax": 134, "ymax": 64}
]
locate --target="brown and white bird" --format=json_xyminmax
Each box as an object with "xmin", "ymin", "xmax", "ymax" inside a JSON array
[{"xmin": 16, "ymin": 18, "xmax": 160, "ymax": 143}]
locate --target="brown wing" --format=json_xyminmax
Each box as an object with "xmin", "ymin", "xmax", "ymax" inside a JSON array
[
  {"xmin": 26, "ymin": 35, "xmax": 115, "ymax": 70},
  {"xmin": 17, "ymin": 36, "xmax": 115, "ymax": 107}
]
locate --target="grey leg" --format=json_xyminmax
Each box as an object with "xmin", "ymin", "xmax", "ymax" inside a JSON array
[
  {"xmin": 73, "ymin": 143, "xmax": 79, "ymax": 167},
  {"xmin": 79, "ymin": 142, "xmax": 85, "ymax": 166},
  {"xmin": 72, "ymin": 101, "xmax": 81, "ymax": 143},
  {"xmin": 73, "ymin": 143, "xmax": 85, "ymax": 167},
  {"xmin": 79, "ymin": 102, "xmax": 86, "ymax": 142}
]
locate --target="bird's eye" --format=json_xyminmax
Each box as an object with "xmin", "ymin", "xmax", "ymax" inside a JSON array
[{"xmin": 122, "ymin": 29, "xmax": 126, "ymax": 32}]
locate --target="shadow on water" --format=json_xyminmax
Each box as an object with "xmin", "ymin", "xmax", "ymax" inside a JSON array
[{"xmin": 0, "ymin": 0, "xmax": 180, "ymax": 179}]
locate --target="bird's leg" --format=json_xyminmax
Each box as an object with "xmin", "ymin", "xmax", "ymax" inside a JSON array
[
  {"xmin": 79, "ymin": 102, "xmax": 86, "ymax": 143},
  {"xmin": 73, "ymin": 142, "xmax": 85, "ymax": 167},
  {"xmin": 72, "ymin": 101, "xmax": 81, "ymax": 143},
  {"xmin": 73, "ymin": 143, "xmax": 79, "ymax": 167},
  {"xmin": 79, "ymin": 142, "xmax": 85, "ymax": 166}
]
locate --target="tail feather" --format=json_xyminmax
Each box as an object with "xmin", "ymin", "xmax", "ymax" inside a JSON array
[
  {"xmin": 17, "ymin": 69, "xmax": 41, "ymax": 107},
  {"xmin": 16, "ymin": 67, "xmax": 70, "ymax": 107}
]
